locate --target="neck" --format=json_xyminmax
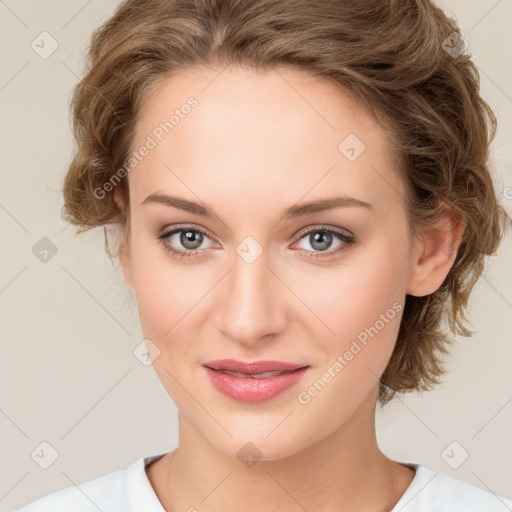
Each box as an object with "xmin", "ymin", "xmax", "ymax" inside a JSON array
[{"xmin": 149, "ymin": 389, "xmax": 414, "ymax": 512}]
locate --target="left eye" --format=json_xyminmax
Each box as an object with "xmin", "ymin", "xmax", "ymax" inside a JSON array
[
  {"xmin": 157, "ymin": 225, "xmax": 355, "ymax": 259},
  {"xmin": 294, "ymin": 228, "xmax": 353, "ymax": 254}
]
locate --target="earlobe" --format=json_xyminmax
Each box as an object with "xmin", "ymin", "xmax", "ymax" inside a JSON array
[{"xmin": 406, "ymin": 203, "xmax": 466, "ymax": 297}]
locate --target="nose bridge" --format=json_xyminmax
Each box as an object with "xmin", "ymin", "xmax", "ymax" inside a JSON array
[{"xmin": 217, "ymin": 242, "xmax": 286, "ymax": 344}]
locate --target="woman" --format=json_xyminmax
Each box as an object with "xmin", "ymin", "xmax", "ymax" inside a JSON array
[{"xmin": 15, "ymin": 0, "xmax": 512, "ymax": 510}]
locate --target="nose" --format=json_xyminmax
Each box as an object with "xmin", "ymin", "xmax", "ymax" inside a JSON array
[{"xmin": 216, "ymin": 247, "xmax": 288, "ymax": 346}]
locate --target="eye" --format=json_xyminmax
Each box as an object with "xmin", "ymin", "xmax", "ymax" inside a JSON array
[
  {"xmin": 157, "ymin": 225, "xmax": 216, "ymax": 259},
  {"xmin": 157, "ymin": 224, "xmax": 356, "ymax": 260},
  {"xmin": 292, "ymin": 226, "xmax": 355, "ymax": 259}
]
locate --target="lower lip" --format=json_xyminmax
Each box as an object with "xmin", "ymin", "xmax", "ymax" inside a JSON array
[{"xmin": 203, "ymin": 366, "xmax": 310, "ymax": 403}]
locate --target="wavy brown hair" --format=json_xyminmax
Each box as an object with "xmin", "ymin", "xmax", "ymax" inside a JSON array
[{"xmin": 61, "ymin": 0, "xmax": 511, "ymax": 406}]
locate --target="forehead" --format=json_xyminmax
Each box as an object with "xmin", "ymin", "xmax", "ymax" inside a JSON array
[{"xmin": 128, "ymin": 66, "xmax": 405, "ymax": 214}]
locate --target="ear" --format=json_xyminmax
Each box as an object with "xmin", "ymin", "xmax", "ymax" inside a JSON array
[
  {"xmin": 406, "ymin": 202, "xmax": 466, "ymax": 297},
  {"xmin": 113, "ymin": 187, "xmax": 134, "ymax": 290}
]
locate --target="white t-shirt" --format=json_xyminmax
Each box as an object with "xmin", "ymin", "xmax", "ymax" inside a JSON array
[{"xmin": 14, "ymin": 452, "xmax": 512, "ymax": 511}]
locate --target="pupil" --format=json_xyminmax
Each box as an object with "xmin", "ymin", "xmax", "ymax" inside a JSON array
[
  {"xmin": 181, "ymin": 230, "xmax": 202, "ymax": 249},
  {"xmin": 311, "ymin": 231, "xmax": 331, "ymax": 251}
]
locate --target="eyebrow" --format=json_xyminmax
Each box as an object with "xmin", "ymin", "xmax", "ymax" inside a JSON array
[{"xmin": 141, "ymin": 192, "xmax": 374, "ymax": 219}]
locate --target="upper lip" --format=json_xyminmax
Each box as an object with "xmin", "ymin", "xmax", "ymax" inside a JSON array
[{"xmin": 203, "ymin": 359, "xmax": 309, "ymax": 374}]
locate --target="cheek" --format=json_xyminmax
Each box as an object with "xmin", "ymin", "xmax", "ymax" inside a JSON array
[
  {"xmin": 132, "ymin": 225, "xmax": 408, "ymax": 345},
  {"xmin": 303, "ymin": 235, "xmax": 406, "ymax": 335},
  {"xmin": 296, "ymin": 234, "xmax": 408, "ymax": 379},
  {"xmin": 291, "ymin": 244, "xmax": 407, "ymax": 426},
  {"xmin": 130, "ymin": 236, "xmax": 196, "ymax": 341},
  {"xmin": 129, "ymin": 236, "xmax": 225, "ymax": 377}
]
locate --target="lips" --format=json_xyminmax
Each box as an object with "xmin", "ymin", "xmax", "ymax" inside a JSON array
[
  {"xmin": 202, "ymin": 360, "xmax": 311, "ymax": 403},
  {"xmin": 202, "ymin": 359, "xmax": 309, "ymax": 375}
]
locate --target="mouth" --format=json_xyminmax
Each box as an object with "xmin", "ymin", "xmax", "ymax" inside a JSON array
[
  {"xmin": 207, "ymin": 368, "xmax": 300, "ymax": 378},
  {"xmin": 202, "ymin": 359, "xmax": 310, "ymax": 376},
  {"xmin": 202, "ymin": 359, "xmax": 311, "ymax": 403}
]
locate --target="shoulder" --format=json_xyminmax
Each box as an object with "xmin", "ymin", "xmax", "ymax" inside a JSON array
[
  {"xmin": 393, "ymin": 464, "xmax": 512, "ymax": 512},
  {"xmin": 13, "ymin": 469, "xmax": 126, "ymax": 511},
  {"xmin": 13, "ymin": 454, "xmax": 166, "ymax": 512}
]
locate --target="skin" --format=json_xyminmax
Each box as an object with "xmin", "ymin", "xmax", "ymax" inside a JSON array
[{"xmin": 114, "ymin": 65, "xmax": 465, "ymax": 511}]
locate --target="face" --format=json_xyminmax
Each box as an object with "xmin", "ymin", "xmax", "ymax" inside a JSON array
[{"xmin": 118, "ymin": 66, "xmax": 421, "ymax": 460}]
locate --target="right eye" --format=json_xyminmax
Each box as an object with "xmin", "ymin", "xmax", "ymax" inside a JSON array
[{"xmin": 157, "ymin": 225, "xmax": 217, "ymax": 259}]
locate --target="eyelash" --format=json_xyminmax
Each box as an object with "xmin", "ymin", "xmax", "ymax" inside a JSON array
[{"xmin": 157, "ymin": 224, "xmax": 356, "ymax": 260}]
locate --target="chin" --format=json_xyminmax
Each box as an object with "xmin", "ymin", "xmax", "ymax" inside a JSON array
[{"xmin": 200, "ymin": 424, "xmax": 311, "ymax": 465}]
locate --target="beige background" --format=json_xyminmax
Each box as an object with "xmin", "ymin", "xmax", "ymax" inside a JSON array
[{"xmin": 0, "ymin": 0, "xmax": 511, "ymax": 510}]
